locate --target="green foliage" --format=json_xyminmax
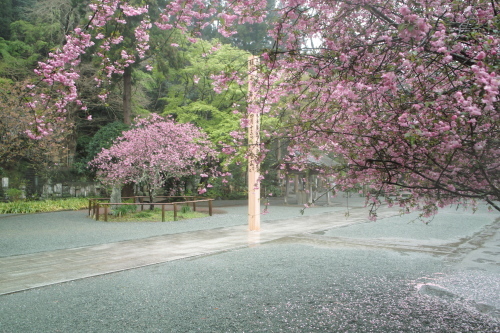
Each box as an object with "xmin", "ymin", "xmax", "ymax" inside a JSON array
[
  {"xmin": 0, "ymin": 1, "xmax": 279, "ymax": 194},
  {"xmin": 0, "ymin": 0, "xmax": 14, "ymax": 39},
  {"xmin": 180, "ymin": 204, "xmax": 191, "ymax": 214},
  {"xmin": 106, "ymin": 209, "xmax": 207, "ymax": 222},
  {"xmin": 87, "ymin": 122, "xmax": 129, "ymax": 159},
  {"xmin": 0, "ymin": 19, "xmax": 63, "ymax": 77},
  {"xmin": 0, "ymin": 77, "xmax": 13, "ymax": 85},
  {"xmin": 160, "ymin": 38, "xmax": 249, "ymax": 145},
  {"xmin": 0, "ymin": 38, "xmax": 37, "ymax": 77},
  {"xmin": 111, "ymin": 204, "xmax": 137, "ymax": 217},
  {"xmin": 6, "ymin": 188, "xmax": 23, "ymax": 201},
  {"xmin": 0, "ymin": 0, "xmax": 38, "ymax": 39},
  {"xmin": 135, "ymin": 210, "xmax": 155, "ymax": 218},
  {"xmin": 205, "ymin": 171, "xmax": 247, "ymax": 200},
  {"xmin": 0, "ymin": 198, "xmax": 88, "ymax": 214},
  {"xmin": 0, "ymin": 201, "xmax": 29, "ymax": 214},
  {"xmin": 261, "ymin": 184, "xmax": 283, "ymax": 197},
  {"xmin": 10, "ymin": 20, "xmax": 55, "ymax": 46},
  {"xmin": 73, "ymin": 121, "xmax": 129, "ymax": 177}
]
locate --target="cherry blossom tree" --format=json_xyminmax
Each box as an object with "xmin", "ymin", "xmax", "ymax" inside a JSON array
[
  {"xmin": 29, "ymin": 0, "xmax": 500, "ymax": 217},
  {"xmin": 252, "ymin": 0, "xmax": 500, "ymax": 217},
  {"xmin": 25, "ymin": 0, "xmax": 267, "ymax": 137},
  {"xmin": 90, "ymin": 113, "xmax": 217, "ymax": 204}
]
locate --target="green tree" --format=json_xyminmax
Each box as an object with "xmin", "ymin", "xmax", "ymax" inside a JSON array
[
  {"xmin": 25, "ymin": 0, "xmax": 88, "ymax": 45},
  {"xmin": 0, "ymin": 0, "xmax": 14, "ymax": 39},
  {"xmin": 160, "ymin": 38, "xmax": 249, "ymax": 145},
  {"xmin": 73, "ymin": 121, "xmax": 129, "ymax": 177},
  {"xmin": 0, "ymin": 20, "xmax": 57, "ymax": 79}
]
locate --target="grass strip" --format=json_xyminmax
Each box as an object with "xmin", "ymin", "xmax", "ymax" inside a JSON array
[{"xmin": 0, "ymin": 198, "xmax": 89, "ymax": 214}]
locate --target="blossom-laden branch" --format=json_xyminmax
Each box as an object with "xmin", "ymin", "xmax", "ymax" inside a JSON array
[{"xmin": 253, "ymin": 0, "xmax": 500, "ymax": 216}]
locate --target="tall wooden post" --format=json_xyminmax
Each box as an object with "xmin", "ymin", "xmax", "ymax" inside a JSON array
[
  {"xmin": 248, "ymin": 55, "xmax": 260, "ymax": 231},
  {"xmin": 284, "ymin": 173, "xmax": 290, "ymax": 205}
]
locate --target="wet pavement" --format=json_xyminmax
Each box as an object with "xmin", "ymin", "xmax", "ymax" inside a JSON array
[
  {"xmin": 0, "ymin": 198, "xmax": 400, "ymax": 295},
  {"xmin": 0, "ymin": 195, "xmax": 499, "ymax": 332}
]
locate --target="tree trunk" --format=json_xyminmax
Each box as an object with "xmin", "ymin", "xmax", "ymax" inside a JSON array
[
  {"xmin": 148, "ymin": 188, "xmax": 155, "ymax": 211},
  {"xmin": 123, "ymin": 66, "xmax": 132, "ymax": 126},
  {"xmin": 121, "ymin": 183, "xmax": 134, "ymax": 198},
  {"xmin": 110, "ymin": 185, "xmax": 122, "ymax": 210}
]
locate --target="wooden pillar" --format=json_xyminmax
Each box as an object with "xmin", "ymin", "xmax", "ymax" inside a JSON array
[
  {"xmin": 326, "ymin": 179, "xmax": 332, "ymax": 206},
  {"xmin": 277, "ymin": 139, "xmax": 283, "ymax": 195},
  {"xmin": 248, "ymin": 55, "xmax": 260, "ymax": 231},
  {"xmin": 284, "ymin": 173, "xmax": 289, "ymax": 205}
]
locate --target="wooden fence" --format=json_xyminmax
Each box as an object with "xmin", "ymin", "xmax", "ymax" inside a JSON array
[{"xmin": 88, "ymin": 196, "xmax": 214, "ymax": 222}]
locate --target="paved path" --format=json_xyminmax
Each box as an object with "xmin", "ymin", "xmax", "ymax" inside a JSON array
[{"xmin": 0, "ymin": 205, "xmax": 399, "ymax": 295}]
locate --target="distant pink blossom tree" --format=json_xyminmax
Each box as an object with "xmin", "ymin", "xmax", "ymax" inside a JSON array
[{"xmin": 90, "ymin": 114, "xmax": 216, "ymax": 204}]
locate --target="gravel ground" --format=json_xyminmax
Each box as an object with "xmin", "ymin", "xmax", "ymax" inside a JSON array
[
  {"xmin": 323, "ymin": 205, "xmax": 495, "ymax": 244},
  {"xmin": 0, "ymin": 202, "xmax": 347, "ymax": 257},
  {"xmin": 1, "ymin": 199, "xmax": 499, "ymax": 332},
  {"xmin": 323, "ymin": 204, "xmax": 500, "ymax": 313},
  {"xmin": 1, "ymin": 243, "xmax": 499, "ymax": 332}
]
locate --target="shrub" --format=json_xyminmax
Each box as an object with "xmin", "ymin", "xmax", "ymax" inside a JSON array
[
  {"xmin": 6, "ymin": 188, "xmax": 23, "ymax": 201},
  {"xmin": 0, "ymin": 198, "xmax": 88, "ymax": 214}
]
